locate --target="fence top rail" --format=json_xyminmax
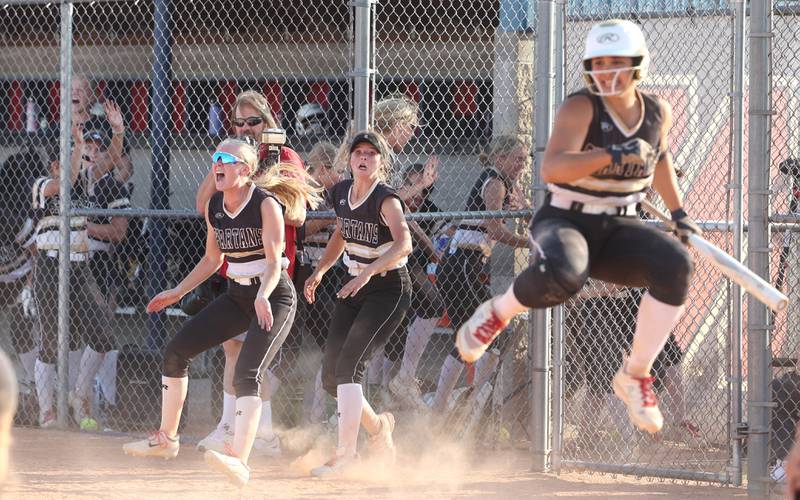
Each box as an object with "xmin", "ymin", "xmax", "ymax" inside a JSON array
[
  {"xmin": 71, "ymin": 207, "xmax": 800, "ymax": 233},
  {"xmin": 70, "ymin": 207, "xmax": 538, "ymax": 221}
]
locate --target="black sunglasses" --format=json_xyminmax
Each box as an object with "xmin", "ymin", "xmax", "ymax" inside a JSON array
[{"xmin": 232, "ymin": 116, "xmax": 264, "ymax": 128}]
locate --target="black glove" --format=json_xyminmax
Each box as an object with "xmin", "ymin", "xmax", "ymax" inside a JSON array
[
  {"xmin": 605, "ymin": 138, "xmax": 655, "ymax": 172},
  {"xmin": 670, "ymin": 208, "xmax": 702, "ymax": 245}
]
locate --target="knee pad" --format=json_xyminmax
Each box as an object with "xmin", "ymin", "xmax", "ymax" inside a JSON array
[
  {"xmin": 162, "ymin": 343, "xmax": 190, "ymax": 379},
  {"xmin": 650, "ymin": 249, "xmax": 693, "ymax": 305},
  {"xmin": 513, "ymin": 257, "xmax": 585, "ymax": 309},
  {"xmin": 233, "ymin": 377, "xmax": 259, "ymax": 399}
]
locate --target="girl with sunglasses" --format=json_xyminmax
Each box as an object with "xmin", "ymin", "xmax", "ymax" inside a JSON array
[{"xmin": 123, "ymin": 137, "xmax": 320, "ymax": 488}]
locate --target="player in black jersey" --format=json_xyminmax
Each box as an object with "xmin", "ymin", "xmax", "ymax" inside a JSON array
[
  {"xmin": 429, "ymin": 135, "xmax": 530, "ymax": 415},
  {"xmin": 123, "ymin": 137, "xmax": 320, "ymax": 488},
  {"xmin": 456, "ymin": 19, "xmax": 700, "ymax": 434},
  {"xmin": 32, "ymin": 124, "xmax": 129, "ymax": 429},
  {"xmin": 304, "ymin": 131, "xmax": 412, "ymax": 477}
]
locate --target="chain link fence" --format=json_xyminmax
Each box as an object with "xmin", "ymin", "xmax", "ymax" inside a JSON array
[{"xmin": 0, "ymin": 0, "xmax": 791, "ymax": 493}]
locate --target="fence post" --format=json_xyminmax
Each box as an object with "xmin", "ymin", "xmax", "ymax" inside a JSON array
[
  {"xmin": 747, "ymin": 0, "xmax": 773, "ymax": 496},
  {"xmin": 549, "ymin": 0, "xmax": 566, "ymax": 474},
  {"xmin": 531, "ymin": 0, "xmax": 555, "ymax": 473},
  {"xmin": 730, "ymin": 0, "xmax": 746, "ymax": 486},
  {"xmin": 56, "ymin": 0, "xmax": 74, "ymax": 429},
  {"xmin": 145, "ymin": 0, "xmax": 173, "ymax": 350},
  {"xmin": 352, "ymin": 0, "xmax": 374, "ymax": 132}
]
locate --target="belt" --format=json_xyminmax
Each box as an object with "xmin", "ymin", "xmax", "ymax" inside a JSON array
[
  {"xmin": 549, "ymin": 193, "xmax": 637, "ymax": 216},
  {"xmin": 45, "ymin": 250, "xmax": 89, "ymax": 262},
  {"xmin": 230, "ymin": 275, "xmax": 261, "ymax": 286}
]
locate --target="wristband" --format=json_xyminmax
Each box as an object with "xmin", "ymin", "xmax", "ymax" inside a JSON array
[
  {"xmin": 670, "ymin": 208, "xmax": 688, "ymax": 221},
  {"xmin": 112, "ymin": 128, "xmax": 125, "ymax": 136}
]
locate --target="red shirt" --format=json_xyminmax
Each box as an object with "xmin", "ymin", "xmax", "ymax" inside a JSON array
[{"xmin": 261, "ymin": 145, "xmax": 305, "ymax": 279}]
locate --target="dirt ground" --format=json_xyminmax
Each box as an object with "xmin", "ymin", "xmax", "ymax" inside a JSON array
[{"xmin": 2, "ymin": 428, "xmax": 748, "ymax": 499}]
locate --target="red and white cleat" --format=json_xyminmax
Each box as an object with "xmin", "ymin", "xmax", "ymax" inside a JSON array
[
  {"xmin": 455, "ymin": 299, "xmax": 509, "ymax": 363},
  {"xmin": 612, "ymin": 364, "xmax": 664, "ymax": 434}
]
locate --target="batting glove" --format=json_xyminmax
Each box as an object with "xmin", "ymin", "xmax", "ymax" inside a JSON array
[
  {"xmin": 605, "ymin": 138, "xmax": 655, "ymax": 172},
  {"xmin": 670, "ymin": 208, "xmax": 702, "ymax": 245}
]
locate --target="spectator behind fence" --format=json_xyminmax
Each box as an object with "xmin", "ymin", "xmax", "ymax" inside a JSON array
[
  {"xmin": 365, "ymin": 95, "xmax": 440, "ymax": 401},
  {"xmin": 770, "ymin": 354, "xmax": 800, "ymax": 483},
  {"xmin": 194, "ymin": 90, "xmax": 308, "ymax": 459},
  {"xmin": 70, "ymin": 76, "xmax": 128, "ymax": 177},
  {"xmin": 381, "ymin": 162, "xmax": 447, "ymax": 412},
  {"xmin": 430, "ymin": 135, "xmax": 530, "ymax": 414},
  {"xmin": 32, "ymin": 118, "xmax": 127, "ymax": 430},
  {"xmin": 0, "ymin": 143, "xmax": 47, "ymax": 405}
]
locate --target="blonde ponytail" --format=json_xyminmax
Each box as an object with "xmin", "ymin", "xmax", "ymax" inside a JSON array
[{"xmin": 253, "ymin": 163, "xmax": 323, "ymax": 222}]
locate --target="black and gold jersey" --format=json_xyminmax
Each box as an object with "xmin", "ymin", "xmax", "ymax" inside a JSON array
[
  {"xmin": 329, "ymin": 179, "xmax": 406, "ymax": 275},
  {"xmin": 32, "ymin": 169, "xmax": 129, "ymax": 255},
  {"xmin": 549, "ymin": 88, "xmax": 665, "ymax": 206},
  {"xmin": 208, "ymin": 184, "xmax": 285, "ymax": 279}
]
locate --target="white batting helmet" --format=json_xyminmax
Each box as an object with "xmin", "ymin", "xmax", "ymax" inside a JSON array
[
  {"xmin": 295, "ymin": 103, "xmax": 327, "ymax": 137},
  {"xmin": 582, "ymin": 19, "xmax": 650, "ymax": 95}
]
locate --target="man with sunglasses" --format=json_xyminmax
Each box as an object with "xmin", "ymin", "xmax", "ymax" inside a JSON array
[{"xmin": 195, "ymin": 90, "xmax": 306, "ymax": 459}]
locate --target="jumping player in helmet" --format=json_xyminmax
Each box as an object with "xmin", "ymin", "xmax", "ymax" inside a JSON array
[{"xmin": 453, "ymin": 19, "xmax": 701, "ymax": 435}]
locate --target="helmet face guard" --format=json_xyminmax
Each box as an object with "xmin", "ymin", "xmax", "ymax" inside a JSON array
[{"xmin": 582, "ymin": 58, "xmax": 644, "ymax": 96}]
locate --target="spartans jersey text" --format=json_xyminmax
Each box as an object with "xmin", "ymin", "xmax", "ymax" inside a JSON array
[
  {"xmin": 337, "ymin": 216, "xmax": 379, "ymax": 245},
  {"xmin": 213, "ymin": 227, "xmax": 263, "ymax": 251}
]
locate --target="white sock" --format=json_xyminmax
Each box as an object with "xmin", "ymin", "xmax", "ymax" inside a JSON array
[
  {"xmin": 35, "ymin": 359, "xmax": 55, "ymax": 416},
  {"xmin": 494, "ymin": 284, "xmax": 527, "ymax": 321},
  {"xmin": 233, "ymin": 395, "xmax": 262, "ymax": 464},
  {"xmin": 336, "ymin": 383, "xmax": 364, "ymax": 458},
  {"xmin": 257, "ymin": 400, "xmax": 274, "ymax": 439},
  {"xmin": 68, "ymin": 349, "xmax": 82, "ymax": 391},
  {"xmin": 219, "ymin": 391, "xmax": 236, "ymax": 432},
  {"xmin": 19, "ymin": 349, "xmax": 38, "ymax": 384},
  {"xmin": 160, "ymin": 376, "xmax": 188, "ymax": 439},
  {"xmin": 627, "ymin": 293, "xmax": 684, "ymax": 377},
  {"xmin": 75, "ymin": 347, "xmax": 105, "ymax": 400},
  {"xmin": 96, "ymin": 350, "xmax": 118, "ymax": 406},
  {"xmin": 431, "ymin": 355, "xmax": 463, "ymax": 413},
  {"xmin": 399, "ymin": 317, "xmax": 438, "ymax": 381}
]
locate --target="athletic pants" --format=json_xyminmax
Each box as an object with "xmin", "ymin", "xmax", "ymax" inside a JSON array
[
  {"xmin": 321, "ymin": 268, "xmax": 411, "ymax": 396},
  {"xmin": 163, "ymin": 273, "xmax": 296, "ymax": 398}
]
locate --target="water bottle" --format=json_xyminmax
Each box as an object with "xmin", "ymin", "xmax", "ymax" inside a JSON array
[
  {"xmin": 208, "ymin": 101, "xmax": 222, "ymax": 136},
  {"xmin": 25, "ymin": 98, "xmax": 39, "ymax": 133}
]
